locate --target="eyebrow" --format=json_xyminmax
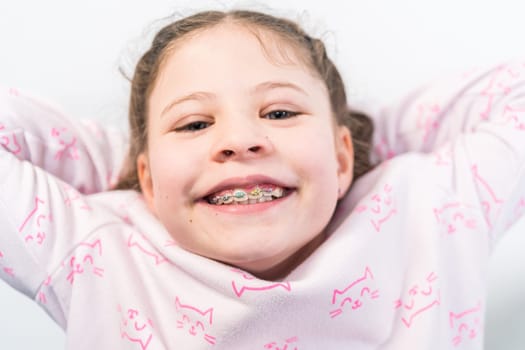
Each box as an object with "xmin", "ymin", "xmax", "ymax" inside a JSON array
[
  {"xmin": 161, "ymin": 91, "xmax": 214, "ymax": 118},
  {"xmin": 251, "ymin": 81, "xmax": 309, "ymax": 96},
  {"xmin": 160, "ymin": 80, "xmax": 308, "ymax": 117}
]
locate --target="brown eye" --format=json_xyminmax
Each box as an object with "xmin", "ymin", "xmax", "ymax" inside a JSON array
[
  {"xmin": 264, "ymin": 110, "xmax": 299, "ymax": 120},
  {"xmin": 174, "ymin": 121, "xmax": 212, "ymax": 132}
]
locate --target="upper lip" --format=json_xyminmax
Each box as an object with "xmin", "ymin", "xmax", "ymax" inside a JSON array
[{"xmin": 199, "ymin": 174, "xmax": 294, "ymax": 200}]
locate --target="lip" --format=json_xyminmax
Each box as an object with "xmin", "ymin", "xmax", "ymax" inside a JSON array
[{"xmin": 198, "ymin": 174, "xmax": 295, "ymax": 200}]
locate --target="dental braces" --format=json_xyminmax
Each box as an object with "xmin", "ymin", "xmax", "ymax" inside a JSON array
[{"xmin": 208, "ymin": 186, "xmax": 284, "ymax": 205}]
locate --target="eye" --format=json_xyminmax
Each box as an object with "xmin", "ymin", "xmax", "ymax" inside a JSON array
[
  {"xmin": 195, "ymin": 321, "xmax": 205, "ymax": 331},
  {"xmin": 173, "ymin": 120, "xmax": 213, "ymax": 132},
  {"xmin": 263, "ymin": 110, "xmax": 299, "ymax": 120}
]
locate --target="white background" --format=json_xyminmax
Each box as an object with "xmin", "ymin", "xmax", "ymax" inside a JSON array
[{"xmin": 0, "ymin": 0, "xmax": 524, "ymax": 348}]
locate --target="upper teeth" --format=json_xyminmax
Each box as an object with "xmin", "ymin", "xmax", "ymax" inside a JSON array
[{"xmin": 208, "ymin": 186, "xmax": 284, "ymax": 205}]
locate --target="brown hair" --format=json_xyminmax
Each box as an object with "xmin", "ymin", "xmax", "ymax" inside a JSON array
[{"xmin": 114, "ymin": 10, "xmax": 374, "ymax": 191}]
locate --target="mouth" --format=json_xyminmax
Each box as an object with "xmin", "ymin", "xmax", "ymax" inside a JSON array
[{"xmin": 204, "ymin": 183, "xmax": 292, "ymax": 206}]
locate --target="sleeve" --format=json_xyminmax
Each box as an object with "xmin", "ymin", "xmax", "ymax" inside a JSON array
[
  {"xmin": 0, "ymin": 86, "xmax": 128, "ymax": 194},
  {"xmin": 369, "ymin": 60, "xmax": 525, "ymax": 243},
  {"xmin": 370, "ymin": 61, "xmax": 525, "ymax": 161},
  {"xmin": 0, "ymin": 145, "xmax": 103, "ymax": 300},
  {"xmin": 0, "ymin": 88, "xmax": 126, "ymax": 326}
]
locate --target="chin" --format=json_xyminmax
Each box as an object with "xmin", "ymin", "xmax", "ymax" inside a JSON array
[
  {"xmin": 220, "ymin": 249, "xmax": 280, "ymax": 267},
  {"xmin": 222, "ymin": 244, "xmax": 298, "ymax": 274},
  {"xmin": 210, "ymin": 243, "xmax": 280, "ymax": 266}
]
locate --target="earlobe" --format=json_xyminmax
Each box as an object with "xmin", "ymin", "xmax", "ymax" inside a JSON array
[
  {"xmin": 335, "ymin": 126, "xmax": 354, "ymax": 199},
  {"xmin": 137, "ymin": 153, "xmax": 157, "ymax": 213}
]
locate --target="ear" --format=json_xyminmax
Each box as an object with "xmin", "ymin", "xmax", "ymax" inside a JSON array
[
  {"xmin": 334, "ymin": 126, "xmax": 354, "ymax": 199},
  {"xmin": 137, "ymin": 152, "xmax": 157, "ymax": 214}
]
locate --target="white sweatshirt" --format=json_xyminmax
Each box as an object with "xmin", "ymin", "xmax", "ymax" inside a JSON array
[{"xmin": 1, "ymin": 61, "xmax": 525, "ymax": 349}]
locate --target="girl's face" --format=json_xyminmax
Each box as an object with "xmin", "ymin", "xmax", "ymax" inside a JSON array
[{"xmin": 138, "ymin": 22, "xmax": 354, "ymax": 279}]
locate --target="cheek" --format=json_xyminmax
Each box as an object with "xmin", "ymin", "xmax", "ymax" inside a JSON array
[
  {"xmin": 147, "ymin": 143, "xmax": 192, "ymax": 197},
  {"xmin": 283, "ymin": 129, "xmax": 341, "ymax": 211},
  {"xmin": 290, "ymin": 126, "xmax": 340, "ymax": 178}
]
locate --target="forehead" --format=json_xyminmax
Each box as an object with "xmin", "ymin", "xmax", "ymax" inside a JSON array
[
  {"xmin": 151, "ymin": 22, "xmax": 326, "ymax": 101},
  {"xmin": 170, "ymin": 21, "xmax": 313, "ymax": 69}
]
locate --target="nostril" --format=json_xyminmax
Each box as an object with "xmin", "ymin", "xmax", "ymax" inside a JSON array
[
  {"xmin": 248, "ymin": 146, "xmax": 261, "ymax": 153},
  {"xmin": 222, "ymin": 150, "xmax": 234, "ymax": 157}
]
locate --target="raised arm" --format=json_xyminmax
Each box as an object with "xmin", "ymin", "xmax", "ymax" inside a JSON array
[
  {"xmin": 0, "ymin": 87, "xmax": 128, "ymax": 194},
  {"xmin": 0, "ymin": 89, "xmax": 129, "ymax": 326},
  {"xmin": 367, "ymin": 60, "xmax": 525, "ymax": 242},
  {"xmin": 370, "ymin": 61, "xmax": 525, "ymax": 162}
]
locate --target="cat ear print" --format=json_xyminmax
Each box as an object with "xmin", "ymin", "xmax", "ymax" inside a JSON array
[
  {"xmin": 174, "ymin": 296, "xmax": 214, "ymax": 325},
  {"xmin": 202, "ymin": 308, "xmax": 214, "ymax": 325}
]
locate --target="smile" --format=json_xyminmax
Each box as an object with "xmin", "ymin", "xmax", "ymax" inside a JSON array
[{"xmin": 207, "ymin": 185, "xmax": 286, "ymax": 205}]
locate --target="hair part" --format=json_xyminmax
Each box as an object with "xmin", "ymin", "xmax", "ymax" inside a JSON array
[{"xmin": 114, "ymin": 9, "xmax": 374, "ymax": 192}]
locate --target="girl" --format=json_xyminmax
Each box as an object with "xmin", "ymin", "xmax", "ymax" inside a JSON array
[{"xmin": 1, "ymin": 9, "xmax": 525, "ymax": 350}]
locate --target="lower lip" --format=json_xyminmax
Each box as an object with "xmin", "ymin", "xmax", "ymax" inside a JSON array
[{"xmin": 198, "ymin": 191, "xmax": 294, "ymax": 214}]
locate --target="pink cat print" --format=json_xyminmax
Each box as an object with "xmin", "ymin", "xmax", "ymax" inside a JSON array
[
  {"xmin": 354, "ymin": 184, "xmax": 397, "ymax": 232},
  {"xmin": 329, "ymin": 266, "xmax": 379, "ymax": 318},
  {"xmin": 127, "ymin": 232, "xmax": 169, "ymax": 265},
  {"xmin": 478, "ymin": 63, "xmax": 523, "ymax": 120},
  {"xmin": 65, "ymin": 239, "xmax": 104, "ymax": 284},
  {"xmin": 175, "ymin": 296, "xmax": 216, "ymax": 345},
  {"xmin": 230, "ymin": 268, "xmax": 291, "ymax": 297},
  {"xmin": 433, "ymin": 202, "xmax": 477, "ymax": 235},
  {"xmin": 51, "ymin": 126, "xmax": 79, "ymax": 161},
  {"xmin": 449, "ymin": 302, "xmax": 482, "ymax": 347},
  {"xmin": 264, "ymin": 336, "xmax": 299, "ymax": 350},
  {"xmin": 0, "ymin": 123, "xmax": 22, "ymax": 155},
  {"xmin": 63, "ymin": 184, "xmax": 91, "ymax": 211},
  {"xmin": 18, "ymin": 196, "xmax": 52, "ymax": 246},
  {"xmin": 394, "ymin": 272, "xmax": 441, "ymax": 328},
  {"xmin": 471, "ymin": 164, "xmax": 504, "ymax": 229},
  {"xmin": 118, "ymin": 305, "xmax": 154, "ymax": 350},
  {"xmin": 502, "ymin": 104, "xmax": 525, "ymax": 131}
]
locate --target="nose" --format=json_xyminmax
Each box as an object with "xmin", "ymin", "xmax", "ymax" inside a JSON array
[{"xmin": 210, "ymin": 118, "xmax": 273, "ymax": 163}]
